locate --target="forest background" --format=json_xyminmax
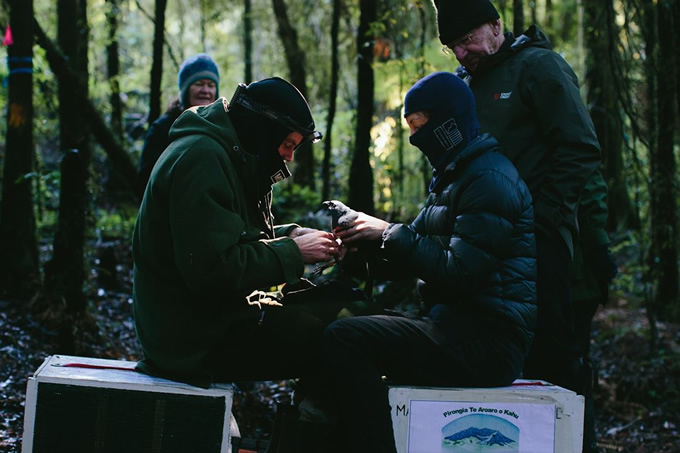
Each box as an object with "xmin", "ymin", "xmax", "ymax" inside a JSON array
[{"xmin": 0, "ymin": 0, "xmax": 679, "ymax": 451}]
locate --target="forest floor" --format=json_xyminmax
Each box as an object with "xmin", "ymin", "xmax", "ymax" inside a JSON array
[{"xmin": 1, "ymin": 241, "xmax": 679, "ymax": 452}]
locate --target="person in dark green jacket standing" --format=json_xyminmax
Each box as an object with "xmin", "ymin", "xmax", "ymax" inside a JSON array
[
  {"xmin": 132, "ymin": 77, "xmax": 372, "ymax": 390},
  {"xmin": 432, "ymin": 1, "xmax": 615, "ymax": 451}
]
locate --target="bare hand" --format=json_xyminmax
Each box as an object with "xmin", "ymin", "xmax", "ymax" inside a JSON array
[
  {"xmin": 290, "ymin": 227, "xmax": 316, "ymax": 238},
  {"xmin": 293, "ymin": 230, "xmax": 340, "ymax": 264},
  {"xmin": 334, "ymin": 212, "xmax": 389, "ymax": 244}
]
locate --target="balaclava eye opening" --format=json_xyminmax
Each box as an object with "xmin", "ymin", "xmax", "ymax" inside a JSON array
[{"xmin": 404, "ymin": 71, "xmax": 480, "ymax": 175}]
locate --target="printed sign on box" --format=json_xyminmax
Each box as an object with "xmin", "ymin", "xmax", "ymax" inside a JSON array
[{"xmin": 406, "ymin": 401, "xmax": 555, "ymax": 453}]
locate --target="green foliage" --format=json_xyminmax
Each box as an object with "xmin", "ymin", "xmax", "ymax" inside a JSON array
[
  {"xmin": 1, "ymin": 0, "xmax": 674, "ymax": 324},
  {"xmin": 94, "ymin": 206, "xmax": 137, "ymax": 241},
  {"xmin": 271, "ymin": 181, "xmax": 322, "ymax": 224}
]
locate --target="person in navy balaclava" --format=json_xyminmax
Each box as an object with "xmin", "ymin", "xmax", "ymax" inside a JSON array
[{"xmin": 322, "ymin": 72, "xmax": 537, "ymax": 452}]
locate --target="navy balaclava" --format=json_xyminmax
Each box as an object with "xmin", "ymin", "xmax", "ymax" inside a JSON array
[
  {"xmin": 177, "ymin": 53, "xmax": 220, "ymax": 109},
  {"xmin": 228, "ymin": 77, "xmax": 318, "ymax": 197},
  {"xmin": 404, "ymin": 71, "xmax": 480, "ymax": 175}
]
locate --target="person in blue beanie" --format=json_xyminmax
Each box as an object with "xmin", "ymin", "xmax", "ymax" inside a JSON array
[
  {"xmin": 138, "ymin": 53, "xmax": 221, "ymax": 197},
  {"xmin": 318, "ymin": 72, "xmax": 537, "ymax": 452}
]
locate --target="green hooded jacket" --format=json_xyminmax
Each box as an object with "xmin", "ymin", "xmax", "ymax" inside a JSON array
[
  {"xmin": 457, "ymin": 25, "xmax": 601, "ymax": 240},
  {"xmin": 132, "ymin": 98, "xmax": 303, "ymax": 387}
]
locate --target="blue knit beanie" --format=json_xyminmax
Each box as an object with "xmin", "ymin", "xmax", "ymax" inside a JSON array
[
  {"xmin": 405, "ymin": 72, "xmax": 480, "ymax": 172},
  {"xmin": 177, "ymin": 53, "xmax": 220, "ymax": 108}
]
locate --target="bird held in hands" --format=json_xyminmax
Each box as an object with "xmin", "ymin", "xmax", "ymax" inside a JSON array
[{"xmin": 322, "ymin": 200, "xmax": 359, "ymax": 231}]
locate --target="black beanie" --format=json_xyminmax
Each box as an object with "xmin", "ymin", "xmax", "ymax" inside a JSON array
[
  {"xmin": 228, "ymin": 77, "xmax": 318, "ymax": 196},
  {"xmin": 232, "ymin": 77, "xmax": 316, "ymax": 137},
  {"xmin": 433, "ymin": 0, "xmax": 500, "ymax": 45}
]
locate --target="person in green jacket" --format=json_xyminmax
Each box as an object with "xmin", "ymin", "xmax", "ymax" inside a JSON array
[
  {"xmin": 432, "ymin": 1, "xmax": 615, "ymax": 451},
  {"xmin": 132, "ymin": 77, "xmax": 371, "ymax": 390}
]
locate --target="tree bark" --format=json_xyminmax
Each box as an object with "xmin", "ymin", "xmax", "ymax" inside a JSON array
[
  {"xmin": 0, "ymin": 0, "xmax": 40, "ymax": 299},
  {"xmin": 243, "ymin": 0, "xmax": 252, "ymax": 83},
  {"xmin": 513, "ymin": 0, "xmax": 524, "ymax": 36},
  {"xmin": 149, "ymin": 0, "xmax": 167, "ymax": 124},
  {"xmin": 652, "ymin": 0, "xmax": 678, "ymax": 318},
  {"xmin": 349, "ymin": 0, "xmax": 376, "ymax": 214},
  {"xmin": 106, "ymin": 0, "xmax": 122, "ymax": 140},
  {"xmin": 272, "ymin": 0, "xmax": 314, "ymax": 190},
  {"xmin": 33, "ymin": 18, "xmax": 139, "ymax": 198},
  {"xmin": 418, "ymin": 1, "xmax": 429, "ymax": 194},
  {"xmin": 583, "ymin": 0, "xmax": 635, "ymax": 231},
  {"xmin": 42, "ymin": 0, "xmax": 92, "ymax": 353},
  {"xmin": 322, "ymin": 0, "xmax": 342, "ymax": 201},
  {"xmin": 544, "ymin": 0, "xmax": 553, "ymax": 34}
]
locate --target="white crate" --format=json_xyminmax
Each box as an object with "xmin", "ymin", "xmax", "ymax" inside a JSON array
[
  {"xmin": 389, "ymin": 380, "xmax": 584, "ymax": 453},
  {"xmin": 22, "ymin": 355, "xmax": 236, "ymax": 453}
]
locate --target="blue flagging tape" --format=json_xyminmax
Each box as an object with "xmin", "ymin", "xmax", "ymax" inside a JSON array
[{"xmin": 10, "ymin": 67, "xmax": 33, "ymax": 74}]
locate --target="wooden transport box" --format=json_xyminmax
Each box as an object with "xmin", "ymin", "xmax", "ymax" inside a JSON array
[
  {"xmin": 22, "ymin": 355, "xmax": 235, "ymax": 453},
  {"xmin": 389, "ymin": 380, "xmax": 585, "ymax": 453}
]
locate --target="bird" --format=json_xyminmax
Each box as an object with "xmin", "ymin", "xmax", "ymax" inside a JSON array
[
  {"xmin": 310, "ymin": 200, "xmax": 360, "ymax": 277},
  {"xmin": 322, "ymin": 199, "xmax": 359, "ymax": 231},
  {"xmin": 317, "ymin": 200, "xmax": 374, "ymax": 301}
]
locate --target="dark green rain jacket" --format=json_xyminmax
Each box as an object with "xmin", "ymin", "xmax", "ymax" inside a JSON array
[
  {"xmin": 132, "ymin": 98, "xmax": 302, "ymax": 387},
  {"xmin": 458, "ymin": 25, "xmax": 601, "ymax": 243}
]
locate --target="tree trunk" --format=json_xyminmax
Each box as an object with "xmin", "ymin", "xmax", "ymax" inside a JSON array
[
  {"xmin": 243, "ymin": 0, "xmax": 252, "ymax": 83},
  {"xmin": 349, "ymin": 0, "xmax": 375, "ymax": 215},
  {"xmin": 0, "ymin": 0, "xmax": 40, "ymax": 299},
  {"xmin": 652, "ymin": 0, "xmax": 679, "ymax": 319},
  {"xmin": 674, "ymin": 1, "xmax": 680, "ymax": 133},
  {"xmin": 418, "ymin": 1, "xmax": 429, "ymax": 194},
  {"xmin": 42, "ymin": 0, "xmax": 92, "ymax": 353},
  {"xmin": 558, "ymin": 0, "xmax": 577, "ymax": 46},
  {"xmin": 106, "ymin": 0, "xmax": 122, "ymax": 140},
  {"xmin": 33, "ymin": 18, "xmax": 139, "ymax": 199},
  {"xmin": 272, "ymin": 0, "xmax": 314, "ymax": 190},
  {"xmin": 513, "ymin": 0, "xmax": 524, "ymax": 36},
  {"xmin": 583, "ymin": 0, "xmax": 635, "ymax": 232},
  {"xmin": 149, "ymin": 0, "xmax": 167, "ymax": 124},
  {"xmin": 545, "ymin": 0, "xmax": 553, "ymax": 33},
  {"xmin": 322, "ymin": 0, "xmax": 341, "ymax": 201}
]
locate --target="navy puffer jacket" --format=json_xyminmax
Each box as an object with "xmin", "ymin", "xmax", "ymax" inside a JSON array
[{"xmin": 380, "ymin": 133, "xmax": 537, "ymax": 347}]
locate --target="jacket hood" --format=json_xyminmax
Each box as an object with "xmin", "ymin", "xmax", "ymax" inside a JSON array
[
  {"xmin": 509, "ymin": 25, "xmax": 552, "ymax": 52},
  {"xmin": 169, "ymin": 98, "xmax": 239, "ymax": 152}
]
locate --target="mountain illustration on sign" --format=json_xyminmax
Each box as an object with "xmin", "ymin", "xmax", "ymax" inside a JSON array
[
  {"xmin": 444, "ymin": 426, "xmax": 516, "ymax": 446},
  {"xmin": 441, "ymin": 413, "xmax": 519, "ymax": 451}
]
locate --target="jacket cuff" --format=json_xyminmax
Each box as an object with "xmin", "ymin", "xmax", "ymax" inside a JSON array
[
  {"xmin": 265, "ymin": 238, "xmax": 304, "ymax": 284},
  {"xmin": 274, "ymin": 223, "xmax": 301, "ymax": 238}
]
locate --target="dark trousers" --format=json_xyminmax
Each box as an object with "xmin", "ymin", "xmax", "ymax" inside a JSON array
[
  {"xmin": 204, "ymin": 299, "xmax": 376, "ymax": 384},
  {"xmin": 322, "ymin": 310, "xmax": 526, "ymax": 453},
  {"xmin": 524, "ymin": 229, "xmax": 584, "ymax": 391}
]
